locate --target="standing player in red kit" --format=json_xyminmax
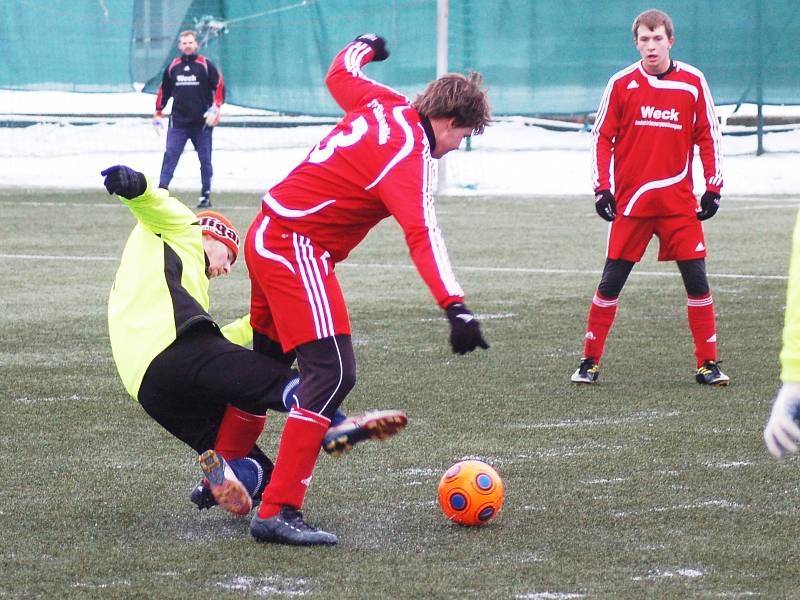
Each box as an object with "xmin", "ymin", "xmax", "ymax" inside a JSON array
[
  {"xmin": 245, "ymin": 34, "xmax": 491, "ymax": 545},
  {"xmin": 571, "ymin": 9, "xmax": 729, "ymax": 386}
]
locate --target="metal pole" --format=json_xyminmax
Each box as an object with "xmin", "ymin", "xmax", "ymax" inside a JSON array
[
  {"xmin": 436, "ymin": 0, "xmax": 448, "ymax": 194},
  {"xmin": 757, "ymin": 103, "xmax": 764, "ymax": 156},
  {"xmin": 463, "ymin": 0, "xmax": 472, "ymax": 152},
  {"xmin": 756, "ymin": 0, "xmax": 765, "ymax": 156},
  {"xmin": 436, "ymin": 0, "xmax": 448, "ymax": 78}
]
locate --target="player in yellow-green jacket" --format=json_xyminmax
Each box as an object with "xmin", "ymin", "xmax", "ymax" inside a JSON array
[
  {"xmin": 104, "ymin": 164, "xmax": 293, "ymax": 517},
  {"xmin": 765, "ymin": 210, "xmax": 800, "ymax": 458},
  {"xmin": 103, "ymin": 165, "xmax": 407, "ymax": 520}
]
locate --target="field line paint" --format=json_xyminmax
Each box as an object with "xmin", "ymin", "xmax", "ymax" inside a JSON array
[
  {"xmin": 2, "ymin": 254, "xmax": 789, "ymax": 280},
  {"xmin": 4, "ymin": 253, "xmax": 117, "ymax": 261},
  {"xmin": 341, "ymin": 262, "xmax": 789, "ymax": 281}
]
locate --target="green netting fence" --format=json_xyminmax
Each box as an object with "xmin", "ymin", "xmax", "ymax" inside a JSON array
[{"xmin": 1, "ymin": 0, "xmax": 798, "ymax": 115}]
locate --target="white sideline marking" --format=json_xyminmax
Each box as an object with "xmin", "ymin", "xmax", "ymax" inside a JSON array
[
  {"xmin": 582, "ymin": 477, "xmax": 627, "ymax": 485},
  {"xmin": 523, "ymin": 410, "xmax": 680, "ymax": 429},
  {"xmin": 421, "ymin": 312, "xmax": 515, "ymax": 322},
  {"xmin": 706, "ymin": 460, "xmax": 752, "ymax": 469},
  {"xmin": 520, "ymin": 442, "xmax": 626, "ymax": 459},
  {"xmin": 9, "ymin": 200, "xmax": 800, "ymax": 211},
  {"xmin": 10, "ymin": 202, "xmax": 123, "ymax": 208},
  {"xmin": 614, "ymin": 498, "xmax": 742, "ymax": 517},
  {"xmin": 341, "ymin": 262, "xmax": 790, "ymax": 281},
  {"xmin": 73, "ymin": 580, "xmax": 132, "ymax": 589},
  {"xmin": 516, "ymin": 593, "xmax": 586, "ymax": 599},
  {"xmin": 216, "ymin": 575, "xmax": 310, "ymax": 596},
  {"xmin": 723, "ymin": 203, "xmax": 800, "ymax": 211},
  {"xmin": 15, "ymin": 394, "xmax": 84, "ymax": 404},
  {"xmin": 405, "ymin": 467, "xmax": 439, "ymax": 477},
  {"xmin": 0, "ymin": 253, "xmax": 790, "ymax": 281},
  {"xmin": 631, "ymin": 568, "xmax": 703, "ymax": 581},
  {"xmin": 474, "ymin": 312, "xmax": 515, "ymax": 320},
  {"xmin": 3, "ymin": 253, "xmax": 117, "ymax": 261}
]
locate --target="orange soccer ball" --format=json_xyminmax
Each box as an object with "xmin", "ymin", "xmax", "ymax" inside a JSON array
[{"xmin": 437, "ymin": 460, "xmax": 505, "ymax": 526}]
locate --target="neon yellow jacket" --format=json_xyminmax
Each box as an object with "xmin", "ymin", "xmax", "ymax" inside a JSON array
[
  {"xmin": 781, "ymin": 210, "xmax": 800, "ymax": 383},
  {"xmin": 108, "ymin": 181, "xmax": 251, "ymax": 400}
]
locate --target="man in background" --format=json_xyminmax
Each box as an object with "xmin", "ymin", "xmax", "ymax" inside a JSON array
[
  {"xmin": 153, "ymin": 30, "xmax": 224, "ymax": 209},
  {"xmin": 570, "ymin": 9, "xmax": 728, "ymax": 387}
]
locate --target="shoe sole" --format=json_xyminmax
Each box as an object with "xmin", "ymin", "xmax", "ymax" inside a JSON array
[
  {"xmin": 199, "ymin": 450, "xmax": 252, "ymax": 517},
  {"xmin": 570, "ymin": 372, "xmax": 598, "ymax": 384},
  {"xmin": 696, "ymin": 378, "xmax": 730, "ymax": 386},
  {"xmin": 323, "ymin": 412, "xmax": 408, "ymax": 457}
]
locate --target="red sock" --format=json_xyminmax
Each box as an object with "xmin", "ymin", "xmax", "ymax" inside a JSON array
[
  {"xmin": 583, "ymin": 291, "xmax": 618, "ymax": 362},
  {"xmin": 687, "ymin": 293, "xmax": 717, "ymax": 367},
  {"xmin": 257, "ymin": 407, "xmax": 330, "ymax": 519},
  {"xmin": 214, "ymin": 405, "xmax": 267, "ymax": 461}
]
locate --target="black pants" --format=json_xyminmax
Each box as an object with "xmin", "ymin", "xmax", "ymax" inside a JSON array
[
  {"xmin": 598, "ymin": 257, "xmax": 710, "ymax": 298},
  {"xmin": 138, "ymin": 323, "xmax": 289, "ymax": 454}
]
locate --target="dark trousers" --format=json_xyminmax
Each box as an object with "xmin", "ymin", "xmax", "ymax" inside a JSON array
[
  {"xmin": 137, "ymin": 323, "xmax": 288, "ymax": 454},
  {"xmin": 158, "ymin": 124, "xmax": 213, "ymax": 194},
  {"xmin": 293, "ymin": 335, "xmax": 356, "ymax": 420}
]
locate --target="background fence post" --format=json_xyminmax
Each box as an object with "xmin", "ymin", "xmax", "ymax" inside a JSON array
[
  {"xmin": 756, "ymin": 0, "xmax": 765, "ymax": 156},
  {"xmin": 436, "ymin": 0, "xmax": 448, "ymax": 194}
]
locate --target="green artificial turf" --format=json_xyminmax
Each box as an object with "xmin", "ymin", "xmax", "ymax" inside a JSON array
[{"xmin": 2, "ymin": 189, "xmax": 800, "ymax": 599}]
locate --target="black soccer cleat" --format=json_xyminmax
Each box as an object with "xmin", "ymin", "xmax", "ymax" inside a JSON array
[
  {"xmin": 190, "ymin": 479, "xmax": 217, "ymax": 510},
  {"xmin": 250, "ymin": 506, "xmax": 338, "ymax": 546},
  {"xmin": 322, "ymin": 409, "xmax": 408, "ymax": 457},
  {"xmin": 695, "ymin": 360, "xmax": 730, "ymax": 386},
  {"xmin": 196, "ymin": 194, "xmax": 212, "ymax": 209},
  {"xmin": 190, "ymin": 479, "xmax": 264, "ymax": 512},
  {"xmin": 571, "ymin": 357, "xmax": 600, "ymax": 384}
]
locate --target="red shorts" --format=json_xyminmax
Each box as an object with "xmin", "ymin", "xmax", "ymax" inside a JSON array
[
  {"xmin": 607, "ymin": 214, "xmax": 707, "ymax": 262},
  {"xmin": 244, "ymin": 213, "xmax": 351, "ymax": 352}
]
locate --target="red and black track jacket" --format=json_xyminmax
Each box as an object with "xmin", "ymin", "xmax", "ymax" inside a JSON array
[{"xmin": 155, "ymin": 54, "xmax": 224, "ymax": 128}]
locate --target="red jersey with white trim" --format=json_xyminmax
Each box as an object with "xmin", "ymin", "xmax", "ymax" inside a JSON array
[
  {"xmin": 591, "ymin": 60, "xmax": 723, "ymax": 217},
  {"xmin": 262, "ymin": 40, "xmax": 464, "ymax": 308}
]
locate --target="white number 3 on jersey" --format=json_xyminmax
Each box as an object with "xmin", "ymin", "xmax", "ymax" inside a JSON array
[{"xmin": 308, "ymin": 116, "xmax": 368, "ymax": 164}]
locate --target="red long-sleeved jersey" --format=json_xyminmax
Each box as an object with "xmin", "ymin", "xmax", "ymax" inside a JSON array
[
  {"xmin": 591, "ymin": 60, "xmax": 723, "ymax": 217},
  {"xmin": 262, "ymin": 40, "xmax": 464, "ymax": 308}
]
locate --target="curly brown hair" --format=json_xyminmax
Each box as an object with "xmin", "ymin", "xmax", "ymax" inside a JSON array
[{"xmin": 412, "ymin": 72, "xmax": 492, "ymax": 135}]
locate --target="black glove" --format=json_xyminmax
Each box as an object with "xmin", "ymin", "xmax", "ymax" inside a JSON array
[
  {"xmin": 101, "ymin": 165, "xmax": 147, "ymax": 200},
  {"xmin": 445, "ymin": 303, "xmax": 489, "ymax": 355},
  {"xmin": 594, "ymin": 190, "xmax": 616, "ymax": 222},
  {"xmin": 354, "ymin": 33, "xmax": 389, "ymax": 61},
  {"xmin": 696, "ymin": 190, "xmax": 721, "ymax": 221}
]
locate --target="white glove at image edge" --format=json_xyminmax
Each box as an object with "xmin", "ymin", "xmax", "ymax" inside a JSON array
[{"xmin": 764, "ymin": 382, "xmax": 800, "ymax": 458}]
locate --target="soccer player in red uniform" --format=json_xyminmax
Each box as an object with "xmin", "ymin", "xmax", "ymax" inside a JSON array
[
  {"xmin": 245, "ymin": 34, "xmax": 492, "ymax": 545},
  {"xmin": 570, "ymin": 9, "xmax": 729, "ymax": 386}
]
